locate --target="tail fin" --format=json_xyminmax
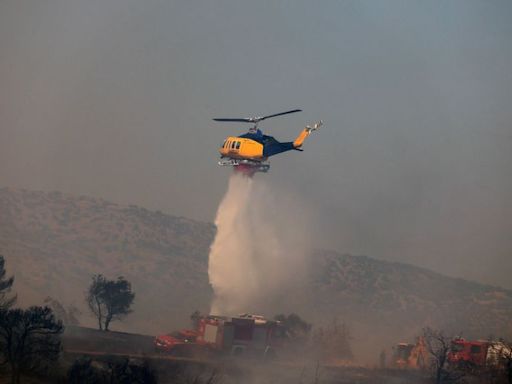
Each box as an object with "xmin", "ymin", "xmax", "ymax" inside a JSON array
[{"xmin": 293, "ymin": 120, "xmax": 322, "ymax": 148}]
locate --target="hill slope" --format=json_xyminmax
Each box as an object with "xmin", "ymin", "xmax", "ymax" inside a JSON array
[
  {"xmin": 311, "ymin": 250, "xmax": 512, "ymax": 340},
  {"xmin": 0, "ymin": 187, "xmax": 215, "ymax": 331},
  {"xmin": 1, "ymin": 187, "xmax": 511, "ymax": 354}
]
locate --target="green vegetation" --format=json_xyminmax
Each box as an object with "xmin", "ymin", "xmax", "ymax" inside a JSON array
[
  {"xmin": 68, "ymin": 356, "xmax": 157, "ymax": 384},
  {"xmin": 44, "ymin": 296, "xmax": 81, "ymax": 326},
  {"xmin": 0, "ymin": 255, "xmax": 15, "ymax": 310},
  {"xmin": 0, "ymin": 306, "xmax": 63, "ymax": 384},
  {"xmin": 86, "ymin": 275, "xmax": 135, "ymax": 331}
]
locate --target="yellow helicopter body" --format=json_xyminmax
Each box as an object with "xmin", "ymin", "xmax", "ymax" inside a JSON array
[{"xmin": 219, "ymin": 136, "xmax": 264, "ymax": 160}]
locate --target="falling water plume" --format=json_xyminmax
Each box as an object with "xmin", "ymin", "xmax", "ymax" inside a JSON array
[{"xmin": 208, "ymin": 172, "xmax": 311, "ymax": 316}]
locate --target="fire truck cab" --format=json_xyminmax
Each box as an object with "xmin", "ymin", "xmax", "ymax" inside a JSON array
[{"xmin": 392, "ymin": 337, "xmax": 428, "ymax": 369}]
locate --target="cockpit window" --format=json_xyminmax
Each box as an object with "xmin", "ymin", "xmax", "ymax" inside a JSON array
[
  {"xmin": 231, "ymin": 141, "xmax": 236, "ymax": 149},
  {"xmin": 222, "ymin": 140, "xmax": 227, "ymax": 148},
  {"xmin": 236, "ymin": 142, "xmax": 241, "ymax": 149}
]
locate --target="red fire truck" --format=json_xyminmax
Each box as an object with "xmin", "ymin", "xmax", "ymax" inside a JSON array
[
  {"xmin": 448, "ymin": 339, "xmax": 488, "ymax": 367},
  {"xmin": 154, "ymin": 314, "xmax": 285, "ymax": 359},
  {"xmin": 392, "ymin": 337, "xmax": 428, "ymax": 369},
  {"xmin": 448, "ymin": 338, "xmax": 511, "ymax": 368}
]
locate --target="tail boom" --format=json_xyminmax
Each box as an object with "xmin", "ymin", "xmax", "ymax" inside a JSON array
[{"xmin": 293, "ymin": 120, "xmax": 322, "ymax": 148}]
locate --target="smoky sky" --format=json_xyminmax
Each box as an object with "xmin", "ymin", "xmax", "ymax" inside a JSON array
[{"xmin": 1, "ymin": 0, "xmax": 511, "ymax": 288}]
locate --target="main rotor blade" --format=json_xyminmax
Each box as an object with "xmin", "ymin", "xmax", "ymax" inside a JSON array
[
  {"xmin": 213, "ymin": 109, "xmax": 302, "ymax": 124},
  {"xmin": 212, "ymin": 118, "xmax": 254, "ymax": 123},
  {"xmin": 260, "ymin": 109, "xmax": 302, "ymax": 121}
]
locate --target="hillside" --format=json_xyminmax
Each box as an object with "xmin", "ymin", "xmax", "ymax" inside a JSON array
[
  {"xmin": 0, "ymin": 187, "xmax": 215, "ymax": 332},
  {"xmin": 311, "ymin": 250, "xmax": 512, "ymax": 341},
  {"xmin": 0, "ymin": 187, "xmax": 511, "ymax": 358}
]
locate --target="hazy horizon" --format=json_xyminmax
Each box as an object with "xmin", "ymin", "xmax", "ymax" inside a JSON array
[{"xmin": 1, "ymin": 0, "xmax": 511, "ymax": 289}]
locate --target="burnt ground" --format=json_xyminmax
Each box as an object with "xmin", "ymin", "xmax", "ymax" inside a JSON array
[{"xmin": 59, "ymin": 326, "xmax": 432, "ymax": 384}]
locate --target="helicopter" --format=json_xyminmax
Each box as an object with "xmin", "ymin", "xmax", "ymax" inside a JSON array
[{"xmin": 214, "ymin": 109, "xmax": 322, "ymax": 174}]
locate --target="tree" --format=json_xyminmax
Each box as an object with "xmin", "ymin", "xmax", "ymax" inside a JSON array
[
  {"xmin": 504, "ymin": 343, "xmax": 512, "ymax": 384},
  {"xmin": 0, "ymin": 306, "xmax": 63, "ymax": 384},
  {"xmin": 44, "ymin": 296, "xmax": 81, "ymax": 326},
  {"xmin": 0, "ymin": 255, "xmax": 15, "ymax": 310},
  {"xmin": 311, "ymin": 317, "xmax": 353, "ymax": 362},
  {"xmin": 423, "ymin": 327, "xmax": 464, "ymax": 384},
  {"xmin": 67, "ymin": 357, "xmax": 99, "ymax": 383},
  {"xmin": 274, "ymin": 313, "xmax": 312, "ymax": 341},
  {"xmin": 86, "ymin": 275, "xmax": 135, "ymax": 331},
  {"xmin": 379, "ymin": 349, "xmax": 387, "ymax": 369},
  {"xmin": 68, "ymin": 356, "xmax": 157, "ymax": 384},
  {"xmin": 489, "ymin": 340, "xmax": 512, "ymax": 384},
  {"xmin": 503, "ymin": 341, "xmax": 512, "ymax": 384},
  {"xmin": 190, "ymin": 310, "xmax": 202, "ymax": 329}
]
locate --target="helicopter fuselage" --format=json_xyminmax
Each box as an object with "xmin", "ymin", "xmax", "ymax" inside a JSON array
[
  {"xmin": 219, "ymin": 135, "xmax": 265, "ymax": 161},
  {"xmin": 219, "ymin": 131, "xmax": 297, "ymax": 162}
]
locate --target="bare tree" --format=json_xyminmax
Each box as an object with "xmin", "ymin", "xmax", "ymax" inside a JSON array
[
  {"xmin": 0, "ymin": 306, "xmax": 63, "ymax": 384},
  {"xmin": 311, "ymin": 317, "xmax": 353, "ymax": 363},
  {"xmin": 86, "ymin": 275, "xmax": 135, "ymax": 331},
  {"xmin": 274, "ymin": 313, "xmax": 312, "ymax": 342},
  {"xmin": 44, "ymin": 296, "xmax": 81, "ymax": 326},
  {"xmin": 423, "ymin": 327, "xmax": 464, "ymax": 384},
  {"xmin": 0, "ymin": 255, "xmax": 15, "ymax": 310},
  {"xmin": 379, "ymin": 349, "xmax": 387, "ymax": 369},
  {"xmin": 190, "ymin": 310, "xmax": 202, "ymax": 330}
]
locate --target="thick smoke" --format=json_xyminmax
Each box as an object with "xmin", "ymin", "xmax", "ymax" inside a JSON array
[{"xmin": 208, "ymin": 173, "xmax": 311, "ymax": 316}]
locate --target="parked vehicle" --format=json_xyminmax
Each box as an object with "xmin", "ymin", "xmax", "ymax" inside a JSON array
[
  {"xmin": 154, "ymin": 329, "xmax": 209, "ymax": 357},
  {"xmin": 448, "ymin": 339, "xmax": 488, "ymax": 367},
  {"xmin": 448, "ymin": 338, "xmax": 512, "ymax": 368},
  {"xmin": 392, "ymin": 337, "xmax": 428, "ymax": 369},
  {"xmin": 154, "ymin": 314, "xmax": 285, "ymax": 359}
]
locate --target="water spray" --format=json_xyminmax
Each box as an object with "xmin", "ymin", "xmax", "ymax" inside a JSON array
[{"xmin": 208, "ymin": 171, "xmax": 311, "ymax": 316}]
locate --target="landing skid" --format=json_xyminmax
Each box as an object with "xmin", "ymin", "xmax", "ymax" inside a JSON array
[{"xmin": 218, "ymin": 159, "xmax": 270, "ymax": 173}]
